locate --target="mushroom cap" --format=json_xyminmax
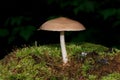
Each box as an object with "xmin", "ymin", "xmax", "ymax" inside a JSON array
[{"xmin": 38, "ymin": 17, "xmax": 86, "ymax": 31}]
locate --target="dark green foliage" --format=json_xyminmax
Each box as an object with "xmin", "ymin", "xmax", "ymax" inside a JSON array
[
  {"xmin": 19, "ymin": 25, "xmax": 36, "ymax": 41},
  {"xmin": 0, "ymin": 29, "xmax": 9, "ymax": 37},
  {"xmin": 47, "ymin": 0, "xmax": 120, "ymax": 23},
  {"xmin": 2, "ymin": 16, "xmax": 36, "ymax": 44},
  {"xmin": 1, "ymin": 0, "xmax": 120, "ymax": 47}
]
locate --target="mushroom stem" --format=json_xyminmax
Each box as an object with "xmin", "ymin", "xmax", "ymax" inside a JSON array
[{"xmin": 60, "ymin": 31, "xmax": 68, "ymax": 64}]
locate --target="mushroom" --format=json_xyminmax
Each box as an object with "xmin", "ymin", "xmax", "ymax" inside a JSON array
[{"xmin": 38, "ymin": 17, "xmax": 85, "ymax": 65}]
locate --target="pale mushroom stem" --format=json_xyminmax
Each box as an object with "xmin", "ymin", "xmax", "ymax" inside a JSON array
[{"xmin": 60, "ymin": 31, "xmax": 68, "ymax": 64}]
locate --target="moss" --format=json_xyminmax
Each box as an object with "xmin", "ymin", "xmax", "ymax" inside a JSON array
[
  {"xmin": 0, "ymin": 42, "xmax": 120, "ymax": 80},
  {"xmin": 101, "ymin": 72, "xmax": 120, "ymax": 80}
]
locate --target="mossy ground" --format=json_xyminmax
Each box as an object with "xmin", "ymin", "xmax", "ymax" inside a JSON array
[{"xmin": 0, "ymin": 42, "xmax": 120, "ymax": 80}]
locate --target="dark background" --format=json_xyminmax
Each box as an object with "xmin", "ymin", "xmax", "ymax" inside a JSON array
[{"xmin": 0, "ymin": 0, "xmax": 120, "ymax": 59}]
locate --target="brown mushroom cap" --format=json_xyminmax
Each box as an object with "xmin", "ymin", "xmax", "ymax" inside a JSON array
[{"xmin": 38, "ymin": 17, "xmax": 85, "ymax": 31}]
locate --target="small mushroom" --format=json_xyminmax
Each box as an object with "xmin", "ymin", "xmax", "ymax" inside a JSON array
[{"xmin": 38, "ymin": 17, "xmax": 85, "ymax": 65}]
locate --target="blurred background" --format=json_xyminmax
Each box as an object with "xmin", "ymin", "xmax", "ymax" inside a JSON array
[{"xmin": 0, "ymin": 0, "xmax": 120, "ymax": 59}]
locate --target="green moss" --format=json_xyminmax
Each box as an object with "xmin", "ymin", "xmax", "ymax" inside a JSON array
[
  {"xmin": 0, "ymin": 42, "xmax": 120, "ymax": 80},
  {"xmin": 101, "ymin": 72, "xmax": 120, "ymax": 80},
  {"xmin": 87, "ymin": 75, "xmax": 97, "ymax": 80}
]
